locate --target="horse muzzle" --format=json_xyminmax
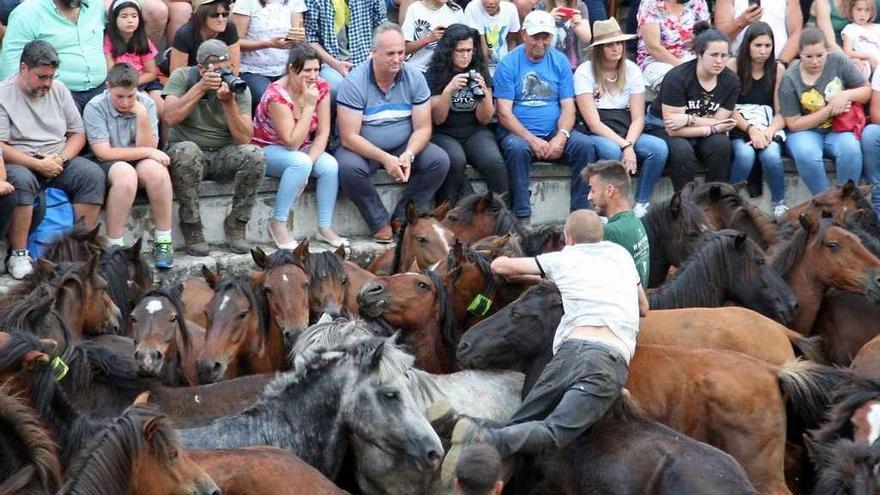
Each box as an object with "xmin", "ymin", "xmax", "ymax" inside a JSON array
[
  {"xmin": 412, "ymin": 435, "xmax": 444, "ymax": 471},
  {"xmin": 456, "ymin": 340, "xmax": 487, "ymax": 369},
  {"xmin": 357, "ymin": 282, "xmax": 388, "ymax": 318},
  {"xmin": 282, "ymin": 326, "xmax": 307, "ymax": 351},
  {"xmin": 196, "ymin": 358, "xmax": 228, "ymax": 384},
  {"xmin": 134, "ymin": 348, "xmax": 164, "ymax": 376},
  {"xmin": 192, "ymin": 476, "xmax": 222, "ymax": 495},
  {"xmin": 865, "ymin": 274, "xmax": 880, "ymax": 304}
]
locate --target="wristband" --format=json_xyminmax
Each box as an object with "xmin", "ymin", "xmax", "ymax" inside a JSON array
[
  {"xmin": 559, "ymin": 128, "xmax": 571, "ymax": 139},
  {"xmin": 621, "ymin": 141, "xmax": 633, "ymax": 150},
  {"xmin": 687, "ymin": 114, "xmax": 694, "ymax": 126}
]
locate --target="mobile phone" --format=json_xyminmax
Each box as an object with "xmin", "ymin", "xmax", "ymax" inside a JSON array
[
  {"xmin": 747, "ymin": 0, "xmax": 760, "ymax": 8},
  {"xmin": 557, "ymin": 6, "xmax": 576, "ymax": 18}
]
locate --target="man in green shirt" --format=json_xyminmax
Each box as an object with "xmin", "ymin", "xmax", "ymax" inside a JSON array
[
  {"xmin": 163, "ymin": 39, "xmax": 266, "ymax": 256},
  {"xmin": 584, "ymin": 160, "xmax": 650, "ymax": 286}
]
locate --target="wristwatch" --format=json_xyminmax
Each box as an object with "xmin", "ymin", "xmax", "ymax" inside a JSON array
[
  {"xmin": 402, "ymin": 150, "xmax": 415, "ymax": 162},
  {"xmin": 558, "ymin": 129, "xmax": 571, "ymax": 139},
  {"xmin": 59, "ymin": 153, "xmax": 69, "ymax": 164}
]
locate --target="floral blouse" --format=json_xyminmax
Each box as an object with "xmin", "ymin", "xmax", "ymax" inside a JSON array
[
  {"xmin": 636, "ymin": 0, "xmax": 710, "ymax": 70},
  {"xmin": 252, "ymin": 78, "xmax": 330, "ymax": 148}
]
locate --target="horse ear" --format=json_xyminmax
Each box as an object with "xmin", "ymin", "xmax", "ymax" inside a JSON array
[
  {"xmin": 406, "ymin": 200, "xmax": 418, "ymax": 224},
  {"xmin": 84, "ymin": 253, "xmax": 100, "ymax": 276},
  {"xmin": 802, "ymin": 433, "xmax": 828, "ymax": 461},
  {"xmin": 368, "ymin": 341, "xmax": 386, "ymax": 371},
  {"xmin": 387, "ymin": 331, "xmax": 402, "ymax": 346},
  {"xmin": 334, "ymin": 244, "xmax": 348, "ymax": 259},
  {"xmin": 408, "ymin": 259, "xmax": 421, "ymax": 273},
  {"xmin": 475, "ymin": 191, "xmax": 493, "ymax": 212},
  {"xmin": 734, "ymin": 233, "xmax": 747, "ymax": 249},
  {"xmin": 84, "ymin": 222, "xmax": 101, "ymax": 244},
  {"xmin": 434, "ymin": 200, "xmax": 452, "ymax": 220},
  {"xmin": 251, "ymin": 246, "xmax": 268, "ymax": 269},
  {"xmin": 129, "ymin": 237, "xmax": 143, "ymax": 259},
  {"xmin": 669, "ymin": 193, "xmax": 683, "ymax": 218},
  {"xmin": 202, "ymin": 265, "xmax": 220, "ymax": 290},
  {"xmin": 709, "ymin": 184, "xmax": 722, "ymax": 201},
  {"xmin": 799, "ymin": 213, "xmax": 818, "ymax": 233},
  {"xmin": 733, "ymin": 181, "xmax": 747, "ymax": 193},
  {"xmin": 142, "ymin": 416, "xmax": 162, "ymax": 442},
  {"xmin": 133, "ymin": 391, "xmax": 151, "ymax": 406},
  {"xmin": 293, "ymin": 237, "xmax": 310, "ymax": 261},
  {"xmin": 36, "ymin": 258, "xmax": 56, "ymax": 274},
  {"xmin": 841, "ymin": 179, "xmax": 857, "ymax": 197},
  {"xmin": 22, "ymin": 350, "xmax": 50, "ymax": 371},
  {"xmin": 453, "ymin": 239, "xmax": 465, "ymax": 264},
  {"xmin": 37, "ymin": 338, "xmax": 58, "ymax": 355}
]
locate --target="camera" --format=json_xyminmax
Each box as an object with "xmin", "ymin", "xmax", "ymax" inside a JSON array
[
  {"xmin": 217, "ymin": 67, "xmax": 247, "ymax": 94},
  {"xmin": 467, "ymin": 70, "xmax": 485, "ymax": 99}
]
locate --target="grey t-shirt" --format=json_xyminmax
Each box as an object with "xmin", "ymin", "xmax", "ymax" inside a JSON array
[
  {"xmin": 336, "ymin": 61, "xmax": 430, "ymax": 152},
  {"xmin": 778, "ymin": 52, "xmax": 867, "ymax": 129},
  {"xmin": 83, "ymin": 90, "xmax": 158, "ymax": 148},
  {"xmin": 0, "ymin": 76, "xmax": 84, "ymax": 156}
]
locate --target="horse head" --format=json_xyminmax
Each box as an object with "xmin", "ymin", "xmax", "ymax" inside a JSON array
[
  {"xmin": 130, "ymin": 288, "xmax": 188, "ymax": 378},
  {"xmin": 393, "ymin": 201, "xmax": 455, "ymax": 274},
  {"xmin": 253, "ymin": 246, "xmax": 310, "ymax": 353}
]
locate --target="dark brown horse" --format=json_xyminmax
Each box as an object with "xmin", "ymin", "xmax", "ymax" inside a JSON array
[
  {"xmin": 682, "ymin": 181, "xmax": 782, "ymax": 251},
  {"xmin": 368, "ymin": 202, "xmax": 456, "ymax": 275},
  {"xmin": 198, "ymin": 272, "xmax": 283, "ymax": 383},
  {"xmin": 782, "ymin": 181, "xmax": 874, "ymax": 228},
  {"xmin": 189, "ymin": 446, "xmax": 347, "ymax": 494},
  {"xmin": 648, "ymin": 230, "xmax": 799, "ymax": 325},
  {"xmin": 0, "ymin": 385, "xmax": 61, "ymax": 495},
  {"xmin": 358, "ymin": 270, "xmax": 459, "ymax": 374},
  {"xmin": 128, "ymin": 287, "xmax": 205, "ymax": 387},
  {"xmin": 251, "ymin": 245, "xmax": 311, "ymax": 352},
  {"xmin": 468, "ymin": 232, "xmax": 525, "ymax": 258},
  {"xmin": 296, "ymin": 240, "xmax": 376, "ymax": 322},
  {"xmin": 773, "ymin": 216, "xmax": 880, "ymax": 335},
  {"xmin": 805, "ymin": 436, "xmax": 880, "ymax": 495},
  {"xmin": 59, "ymin": 397, "xmax": 220, "ymax": 495},
  {"xmin": 640, "ymin": 192, "xmax": 713, "ymax": 287},
  {"xmin": 851, "ymin": 333, "xmax": 880, "ymax": 380},
  {"xmin": 458, "ymin": 282, "xmax": 850, "ymax": 494}
]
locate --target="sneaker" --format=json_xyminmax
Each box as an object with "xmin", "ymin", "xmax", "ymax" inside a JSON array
[
  {"xmin": 179, "ymin": 221, "xmax": 210, "ymax": 257},
  {"xmin": 633, "ymin": 202, "xmax": 649, "ymax": 218},
  {"xmin": 516, "ymin": 217, "xmax": 531, "ymax": 227},
  {"xmin": 224, "ymin": 215, "xmax": 249, "ymax": 254},
  {"xmin": 8, "ymin": 250, "xmax": 33, "ymax": 280},
  {"xmin": 153, "ymin": 241, "xmax": 175, "ymax": 270},
  {"xmin": 773, "ymin": 202, "xmax": 789, "ymax": 219}
]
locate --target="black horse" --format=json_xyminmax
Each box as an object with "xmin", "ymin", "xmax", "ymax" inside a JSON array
[{"xmin": 640, "ymin": 192, "xmax": 712, "ymax": 288}]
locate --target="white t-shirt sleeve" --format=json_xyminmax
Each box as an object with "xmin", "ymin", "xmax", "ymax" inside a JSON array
[
  {"xmin": 842, "ymin": 23, "xmax": 857, "ymax": 41},
  {"xmin": 535, "ymin": 251, "xmax": 563, "ymax": 281},
  {"xmin": 402, "ymin": 4, "xmax": 419, "ymax": 40},
  {"xmin": 232, "ymin": 0, "xmax": 259, "ymax": 16},
  {"xmin": 506, "ymin": 2, "xmax": 521, "ymax": 33},
  {"xmin": 871, "ymin": 64, "xmax": 880, "ymax": 91},
  {"xmin": 291, "ymin": 0, "xmax": 307, "ymax": 13},
  {"xmin": 627, "ymin": 60, "xmax": 646, "ymax": 95},
  {"xmin": 573, "ymin": 61, "xmax": 594, "ymax": 96},
  {"xmin": 464, "ymin": 2, "xmax": 485, "ymax": 33}
]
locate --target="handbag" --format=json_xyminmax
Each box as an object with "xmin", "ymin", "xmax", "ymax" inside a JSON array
[
  {"xmin": 832, "ymin": 101, "xmax": 867, "ymax": 139},
  {"xmin": 597, "ymin": 108, "xmax": 632, "ymax": 139},
  {"xmin": 731, "ymin": 104, "xmax": 786, "ymax": 142}
]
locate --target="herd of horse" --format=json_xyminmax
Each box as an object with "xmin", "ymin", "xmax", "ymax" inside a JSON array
[{"xmin": 3, "ymin": 181, "xmax": 880, "ymax": 494}]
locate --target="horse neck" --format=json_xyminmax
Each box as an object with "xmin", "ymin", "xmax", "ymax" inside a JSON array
[
  {"xmin": 785, "ymin": 263, "xmax": 826, "ymax": 335},
  {"xmin": 260, "ymin": 320, "xmax": 287, "ymax": 371},
  {"xmin": 648, "ymin": 262, "xmax": 727, "ymax": 309},
  {"xmin": 403, "ymin": 369, "xmax": 445, "ymax": 412},
  {"xmin": 54, "ymin": 287, "xmax": 85, "ymax": 337},
  {"xmin": 410, "ymin": 311, "xmax": 453, "ymax": 374},
  {"xmin": 177, "ymin": 370, "xmax": 349, "ymax": 477},
  {"xmin": 161, "ymin": 339, "xmax": 186, "ymax": 387}
]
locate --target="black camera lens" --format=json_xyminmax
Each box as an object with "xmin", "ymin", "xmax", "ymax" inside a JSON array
[
  {"xmin": 468, "ymin": 70, "xmax": 485, "ymax": 99},
  {"xmin": 218, "ymin": 67, "xmax": 247, "ymax": 94}
]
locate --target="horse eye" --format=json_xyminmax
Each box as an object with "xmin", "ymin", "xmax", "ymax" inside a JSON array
[
  {"xmin": 170, "ymin": 449, "xmax": 179, "ymax": 460},
  {"xmin": 417, "ymin": 236, "xmax": 428, "ymax": 245},
  {"xmin": 448, "ymin": 215, "xmax": 459, "ymax": 223},
  {"xmin": 341, "ymin": 276, "xmax": 349, "ymax": 286},
  {"xmin": 169, "ymin": 314, "xmax": 178, "ymax": 323},
  {"xmin": 238, "ymin": 310, "xmax": 249, "ymax": 319},
  {"xmin": 264, "ymin": 286, "xmax": 273, "ymax": 295},
  {"xmin": 303, "ymin": 282, "xmax": 310, "ymax": 289},
  {"xmin": 417, "ymin": 281, "xmax": 429, "ymax": 291},
  {"xmin": 756, "ymin": 258, "xmax": 765, "ymax": 265},
  {"xmin": 826, "ymin": 242, "xmax": 840, "ymax": 251},
  {"xmin": 130, "ymin": 315, "xmax": 137, "ymax": 323},
  {"xmin": 383, "ymin": 391, "xmax": 400, "ymax": 401}
]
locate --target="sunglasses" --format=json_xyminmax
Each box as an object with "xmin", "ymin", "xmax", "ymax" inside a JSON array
[{"xmin": 208, "ymin": 10, "xmax": 230, "ymax": 18}]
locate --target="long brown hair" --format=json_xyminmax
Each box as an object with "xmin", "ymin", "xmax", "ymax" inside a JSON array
[
  {"xmin": 735, "ymin": 22, "xmax": 777, "ymax": 97},
  {"xmin": 588, "ymin": 42, "xmax": 628, "ymax": 98}
]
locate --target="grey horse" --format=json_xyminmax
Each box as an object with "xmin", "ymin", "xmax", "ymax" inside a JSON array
[{"xmin": 293, "ymin": 318, "xmax": 524, "ymax": 494}]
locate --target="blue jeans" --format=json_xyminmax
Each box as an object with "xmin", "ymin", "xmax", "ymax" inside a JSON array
[
  {"xmin": 730, "ymin": 138, "xmax": 786, "ymax": 203},
  {"xmin": 499, "ymin": 130, "xmax": 595, "ymax": 218},
  {"xmin": 241, "ymin": 72, "xmax": 281, "ymax": 112},
  {"xmin": 859, "ymin": 124, "xmax": 880, "ymax": 213},
  {"xmin": 785, "ymin": 129, "xmax": 862, "ymax": 194},
  {"xmin": 592, "ymin": 134, "xmax": 668, "ymax": 204},
  {"xmin": 264, "ymin": 145, "xmax": 339, "ymax": 228},
  {"xmin": 583, "ymin": 0, "xmax": 608, "ymax": 24}
]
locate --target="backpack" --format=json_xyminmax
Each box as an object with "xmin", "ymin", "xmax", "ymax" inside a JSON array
[{"xmin": 27, "ymin": 187, "xmax": 75, "ymax": 259}]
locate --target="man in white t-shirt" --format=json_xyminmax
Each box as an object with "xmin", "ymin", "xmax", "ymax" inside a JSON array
[
  {"xmin": 464, "ymin": 0, "xmax": 520, "ymax": 71},
  {"xmin": 451, "ymin": 209, "xmax": 648, "ymax": 457},
  {"xmin": 402, "ymin": 0, "xmax": 467, "ymax": 72}
]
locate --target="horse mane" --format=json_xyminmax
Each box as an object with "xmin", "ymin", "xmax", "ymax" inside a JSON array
[
  {"xmin": 519, "ymin": 225, "xmax": 564, "ymax": 257},
  {"xmin": 290, "ymin": 318, "xmax": 376, "ymax": 370},
  {"xmin": 99, "ymin": 247, "xmax": 149, "ymax": 326},
  {"xmin": 772, "ymin": 219, "xmax": 835, "ymax": 278},
  {"xmin": 0, "ymin": 385, "xmax": 62, "ymax": 494},
  {"xmin": 265, "ymin": 248, "xmax": 306, "ymax": 271},
  {"xmin": 453, "ymin": 193, "xmax": 525, "ymax": 239},
  {"xmin": 649, "ymin": 230, "xmax": 759, "ymax": 308},
  {"xmin": 686, "ymin": 182, "xmax": 781, "ymax": 247},
  {"xmin": 136, "ymin": 287, "xmax": 191, "ymax": 352},
  {"xmin": 812, "ymin": 375, "xmax": 880, "ymax": 445},
  {"xmin": 0, "ymin": 285, "xmax": 75, "ymax": 345},
  {"xmin": 215, "ymin": 274, "xmax": 271, "ymax": 340},
  {"xmin": 40, "ymin": 224, "xmax": 101, "ymax": 263},
  {"xmin": 843, "ymin": 215, "xmax": 880, "ymax": 258},
  {"xmin": 305, "ymin": 251, "xmax": 346, "ymax": 283},
  {"xmin": 61, "ymin": 404, "xmax": 177, "ymax": 495},
  {"xmin": 61, "ymin": 339, "xmax": 145, "ymax": 400},
  {"xmin": 584, "ymin": 395, "xmax": 644, "ymax": 437},
  {"xmin": 425, "ymin": 269, "xmax": 459, "ymax": 348},
  {"xmin": 811, "ymin": 437, "xmax": 880, "ymax": 495},
  {"xmin": 265, "ymin": 336, "xmax": 415, "ymax": 400},
  {"xmin": 641, "ymin": 194, "xmax": 708, "ymax": 245}
]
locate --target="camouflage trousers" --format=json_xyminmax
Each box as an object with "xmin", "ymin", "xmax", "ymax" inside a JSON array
[{"xmin": 166, "ymin": 141, "xmax": 267, "ymax": 225}]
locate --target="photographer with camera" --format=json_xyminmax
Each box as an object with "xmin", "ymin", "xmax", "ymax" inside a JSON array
[
  {"xmin": 427, "ymin": 23, "xmax": 507, "ymax": 204},
  {"xmin": 162, "ymin": 39, "xmax": 267, "ymax": 256}
]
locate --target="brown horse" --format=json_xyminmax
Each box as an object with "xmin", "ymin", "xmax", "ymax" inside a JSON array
[
  {"xmin": 468, "ymin": 232, "xmax": 525, "ymax": 258},
  {"xmin": 181, "ymin": 272, "xmax": 215, "ymax": 329},
  {"xmin": 851, "ymin": 333, "xmax": 880, "ymax": 380},
  {"xmin": 0, "ymin": 385, "xmax": 61, "ymax": 495},
  {"xmin": 368, "ymin": 201, "xmax": 456, "ymax": 275},
  {"xmin": 358, "ymin": 270, "xmax": 459, "ymax": 374},
  {"xmin": 251, "ymin": 245, "xmax": 311, "ymax": 352},
  {"xmin": 59, "ymin": 397, "xmax": 220, "ymax": 495},
  {"xmin": 198, "ymin": 271, "xmax": 284, "ymax": 383},
  {"xmin": 189, "ymin": 446, "xmax": 347, "ymax": 494},
  {"xmin": 682, "ymin": 181, "xmax": 782, "ymax": 251},
  {"xmin": 782, "ymin": 181, "xmax": 874, "ymax": 227},
  {"xmin": 129, "ymin": 287, "xmax": 205, "ymax": 387},
  {"xmin": 296, "ymin": 240, "xmax": 376, "ymax": 322},
  {"xmin": 457, "ymin": 283, "xmax": 851, "ymax": 495},
  {"xmin": 772, "ymin": 215, "xmax": 880, "ymax": 335},
  {"xmin": 812, "ymin": 375, "xmax": 880, "ymax": 447}
]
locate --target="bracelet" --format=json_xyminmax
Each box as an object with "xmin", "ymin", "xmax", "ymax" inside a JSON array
[
  {"xmin": 687, "ymin": 114, "xmax": 694, "ymax": 126},
  {"xmin": 621, "ymin": 141, "xmax": 633, "ymax": 150},
  {"xmin": 559, "ymin": 128, "xmax": 571, "ymax": 139},
  {"xmin": 746, "ymin": 123, "xmax": 754, "ymax": 133}
]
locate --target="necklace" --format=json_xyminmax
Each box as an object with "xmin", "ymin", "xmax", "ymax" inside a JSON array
[{"xmin": 604, "ymin": 72, "xmax": 619, "ymax": 83}]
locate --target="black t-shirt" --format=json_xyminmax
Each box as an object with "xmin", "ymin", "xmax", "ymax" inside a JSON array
[
  {"xmin": 649, "ymin": 59, "xmax": 741, "ymax": 118},
  {"xmin": 429, "ymin": 70, "xmax": 492, "ymax": 140},
  {"xmin": 172, "ymin": 23, "xmax": 240, "ymax": 67}
]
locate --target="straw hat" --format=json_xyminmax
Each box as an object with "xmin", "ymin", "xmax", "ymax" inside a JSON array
[{"xmin": 589, "ymin": 18, "xmax": 638, "ymax": 47}]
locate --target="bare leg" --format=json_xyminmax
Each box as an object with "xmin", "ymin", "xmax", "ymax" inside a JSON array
[
  {"xmin": 148, "ymin": 90, "xmax": 165, "ymax": 119},
  {"xmin": 104, "ymin": 163, "xmax": 138, "ymax": 239},
  {"xmin": 166, "ymin": 0, "xmax": 192, "ymax": 44},
  {"xmin": 398, "ymin": 0, "xmax": 414, "ymax": 25},
  {"xmin": 136, "ymin": 159, "xmax": 173, "ymax": 231},
  {"xmin": 73, "ymin": 204, "xmax": 102, "ymax": 229},
  {"xmin": 9, "ymin": 205, "xmax": 33, "ymax": 250},
  {"xmin": 142, "ymin": 0, "xmax": 169, "ymax": 47}
]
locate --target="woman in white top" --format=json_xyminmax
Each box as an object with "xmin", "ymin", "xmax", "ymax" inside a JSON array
[
  {"xmin": 232, "ymin": 0, "xmax": 307, "ymax": 109},
  {"xmin": 713, "ymin": 0, "xmax": 802, "ymax": 64},
  {"xmin": 402, "ymin": 0, "xmax": 467, "ymax": 72},
  {"xmin": 575, "ymin": 18, "xmax": 668, "ymax": 217}
]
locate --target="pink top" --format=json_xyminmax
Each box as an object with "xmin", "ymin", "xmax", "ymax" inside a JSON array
[
  {"xmin": 636, "ymin": 0, "xmax": 709, "ymax": 69},
  {"xmin": 103, "ymin": 35, "xmax": 158, "ymax": 73},
  {"xmin": 252, "ymin": 78, "xmax": 330, "ymax": 148}
]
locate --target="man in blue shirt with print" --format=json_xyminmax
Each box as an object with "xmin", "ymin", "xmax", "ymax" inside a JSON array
[{"xmin": 494, "ymin": 10, "xmax": 595, "ymax": 223}]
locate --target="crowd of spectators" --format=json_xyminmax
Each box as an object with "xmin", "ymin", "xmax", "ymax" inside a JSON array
[{"xmin": 1, "ymin": 0, "xmax": 880, "ymax": 281}]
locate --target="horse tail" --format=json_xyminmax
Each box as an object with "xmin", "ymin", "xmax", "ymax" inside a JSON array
[
  {"xmin": 785, "ymin": 331, "xmax": 827, "ymax": 364},
  {"xmin": 777, "ymin": 360, "xmax": 852, "ymax": 430}
]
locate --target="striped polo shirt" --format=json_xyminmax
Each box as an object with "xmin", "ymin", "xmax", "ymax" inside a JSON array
[{"xmin": 336, "ymin": 60, "xmax": 430, "ymax": 152}]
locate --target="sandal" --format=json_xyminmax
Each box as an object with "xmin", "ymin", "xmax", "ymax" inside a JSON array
[
  {"xmin": 268, "ymin": 223, "xmax": 298, "ymax": 250},
  {"xmin": 315, "ymin": 231, "xmax": 350, "ymax": 248}
]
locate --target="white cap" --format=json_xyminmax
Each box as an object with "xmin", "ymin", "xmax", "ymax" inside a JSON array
[{"xmin": 522, "ymin": 10, "xmax": 556, "ymax": 36}]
